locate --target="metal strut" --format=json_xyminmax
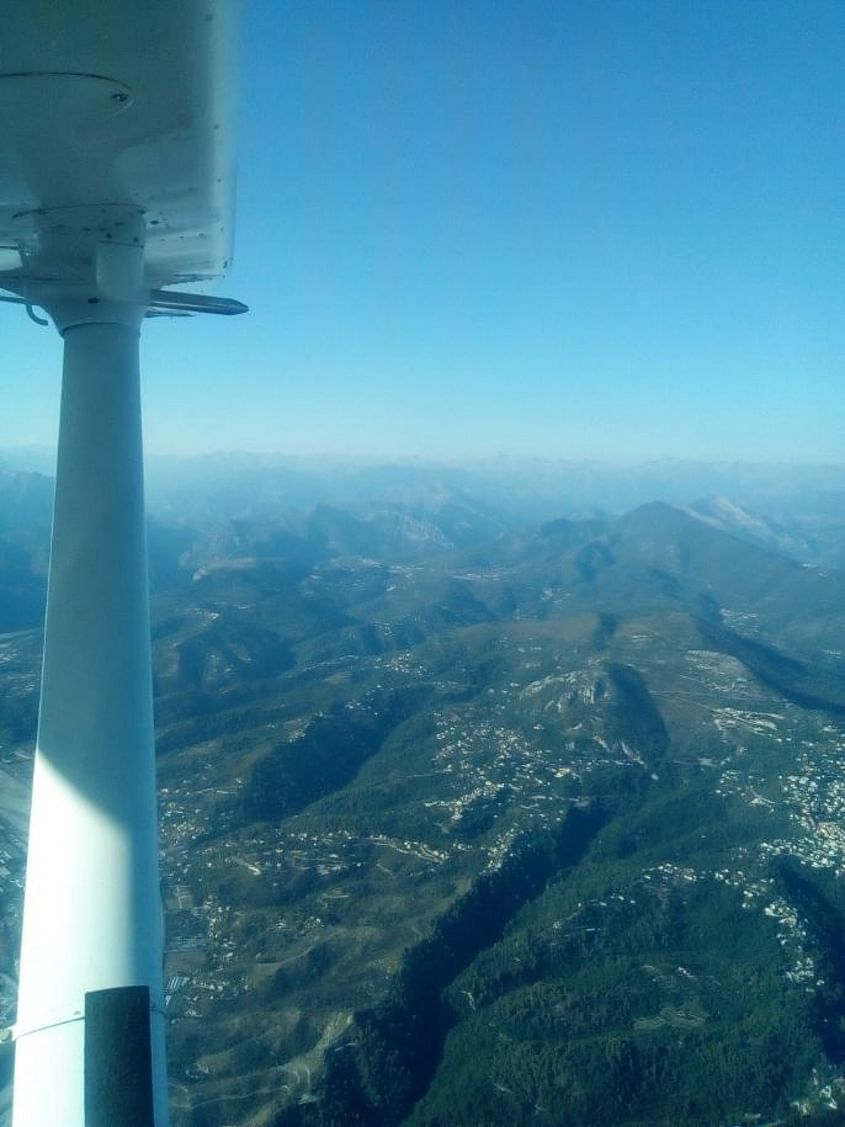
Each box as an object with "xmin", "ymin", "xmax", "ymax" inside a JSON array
[{"xmin": 12, "ymin": 230, "xmax": 169, "ymax": 1127}]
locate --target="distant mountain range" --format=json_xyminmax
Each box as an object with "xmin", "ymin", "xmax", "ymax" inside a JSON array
[
  {"xmin": 1, "ymin": 452, "xmax": 844, "ymax": 629},
  {"xmin": 3, "ymin": 445, "xmax": 844, "ymax": 517}
]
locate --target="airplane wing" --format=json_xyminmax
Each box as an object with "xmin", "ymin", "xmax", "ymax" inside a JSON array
[{"xmin": 0, "ymin": 0, "xmax": 241, "ymax": 290}]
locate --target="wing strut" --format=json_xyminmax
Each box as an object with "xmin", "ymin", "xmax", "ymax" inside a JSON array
[{"xmin": 12, "ymin": 226, "xmax": 170, "ymax": 1127}]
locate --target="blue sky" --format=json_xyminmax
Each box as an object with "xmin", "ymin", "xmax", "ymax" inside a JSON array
[{"xmin": 3, "ymin": 0, "xmax": 843, "ymax": 462}]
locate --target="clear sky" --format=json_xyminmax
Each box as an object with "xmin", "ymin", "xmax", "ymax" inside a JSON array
[{"xmin": 2, "ymin": 0, "xmax": 843, "ymax": 462}]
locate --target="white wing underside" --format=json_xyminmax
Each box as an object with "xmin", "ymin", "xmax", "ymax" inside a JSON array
[{"xmin": 0, "ymin": 0, "xmax": 240, "ymax": 289}]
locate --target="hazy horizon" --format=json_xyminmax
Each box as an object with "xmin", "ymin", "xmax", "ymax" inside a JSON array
[{"xmin": 3, "ymin": 443, "xmax": 845, "ymax": 472}]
